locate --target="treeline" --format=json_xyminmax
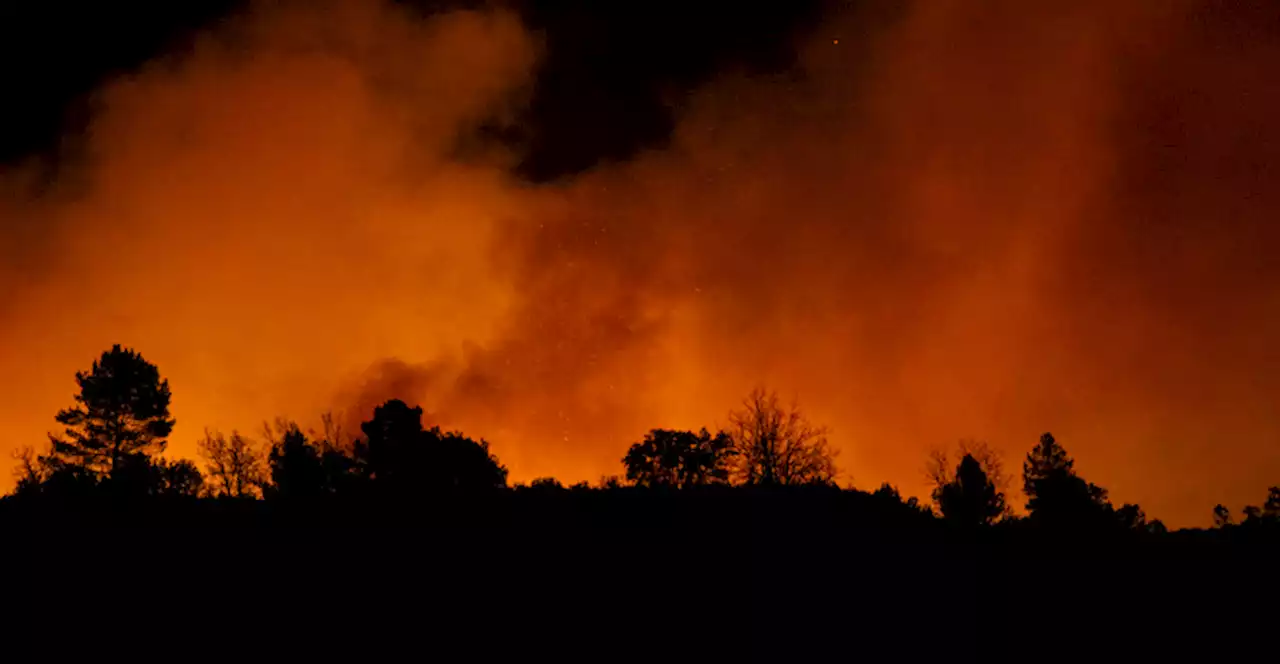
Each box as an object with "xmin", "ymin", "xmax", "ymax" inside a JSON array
[{"xmin": 7, "ymin": 344, "xmax": 1280, "ymax": 536}]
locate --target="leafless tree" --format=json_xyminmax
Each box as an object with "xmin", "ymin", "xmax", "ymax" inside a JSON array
[
  {"xmin": 726, "ymin": 388, "xmax": 837, "ymax": 486},
  {"xmin": 11, "ymin": 446, "xmax": 48, "ymax": 492},
  {"xmin": 311, "ymin": 411, "xmax": 353, "ymax": 453},
  {"xmin": 197, "ymin": 428, "xmax": 266, "ymax": 498}
]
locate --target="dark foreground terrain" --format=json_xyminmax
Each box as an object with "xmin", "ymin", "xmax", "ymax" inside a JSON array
[{"xmin": 4, "ymin": 487, "xmax": 1275, "ymax": 660}]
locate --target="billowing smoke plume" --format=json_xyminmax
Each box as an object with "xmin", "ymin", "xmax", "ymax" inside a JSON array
[
  {"xmin": 3, "ymin": 0, "xmax": 1279, "ymax": 525},
  {"xmin": 0, "ymin": 0, "xmax": 536, "ymax": 470}
]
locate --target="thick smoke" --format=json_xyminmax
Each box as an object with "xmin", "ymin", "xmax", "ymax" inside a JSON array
[
  {"xmin": 2, "ymin": 0, "xmax": 1278, "ymax": 525},
  {"xmin": 0, "ymin": 1, "xmax": 536, "ymax": 472}
]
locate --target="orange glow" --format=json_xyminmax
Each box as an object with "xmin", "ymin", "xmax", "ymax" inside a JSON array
[{"xmin": 3, "ymin": 0, "xmax": 1280, "ymax": 526}]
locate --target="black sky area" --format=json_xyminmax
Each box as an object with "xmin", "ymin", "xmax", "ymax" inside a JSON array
[
  {"xmin": 0, "ymin": 1, "xmax": 242, "ymax": 166},
  {"xmin": 0, "ymin": 0, "xmax": 827, "ymax": 181}
]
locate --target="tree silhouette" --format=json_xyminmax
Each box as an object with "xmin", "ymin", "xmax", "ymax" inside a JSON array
[
  {"xmin": 1265, "ymin": 487, "xmax": 1280, "ymax": 519},
  {"xmin": 932, "ymin": 453, "xmax": 1006, "ymax": 527},
  {"xmin": 198, "ymin": 429, "xmax": 265, "ymax": 498},
  {"xmin": 47, "ymin": 344, "xmax": 175, "ymax": 476},
  {"xmin": 1241, "ymin": 487, "xmax": 1280, "ymax": 525},
  {"xmin": 1115, "ymin": 503, "xmax": 1148, "ymax": 531},
  {"xmin": 12, "ymin": 447, "xmax": 48, "ymax": 496},
  {"xmin": 259, "ymin": 417, "xmax": 372, "ymax": 499},
  {"xmin": 428, "ymin": 429, "xmax": 508, "ymax": 491},
  {"xmin": 1022, "ymin": 433, "xmax": 1111, "ymax": 528},
  {"xmin": 158, "ymin": 458, "xmax": 205, "ymax": 497},
  {"xmin": 528, "ymin": 477, "xmax": 566, "ymax": 491},
  {"xmin": 873, "ymin": 482, "xmax": 903, "ymax": 502},
  {"xmin": 623, "ymin": 428, "xmax": 734, "ymax": 488},
  {"xmin": 926, "ymin": 440, "xmax": 1011, "ymax": 521},
  {"xmin": 264, "ymin": 422, "xmax": 329, "ymax": 500},
  {"xmin": 927, "ymin": 440, "xmax": 1010, "ymax": 495},
  {"xmin": 727, "ymin": 388, "xmax": 836, "ymax": 486},
  {"xmin": 312, "ymin": 411, "xmax": 366, "ymax": 494},
  {"xmin": 317, "ymin": 443, "xmax": 364, "ymax": 497},
  {"xmin": 1213, "ymin": 504, "xmax": 1233, "ymax": 528},
  {"xmin": 11, "ymin": 446, "xmax": 96, "ymax": 498},
  {"xmin": 163, "ymin": 460, "xmax": 206, "ymax": 496},
  {"xmin": 872, "ymin": 482, "xmax": 910, "ymax": 507},
  {"xmin": 102, "ymin": 453, "xmax": 204, "ymax": 498},
  {"xmin": 361, "ymin": 400, "xmax": 427, "ymax": 486},
  {"xmin": 359, "ymin": 399, "xmax": 507, "ymax": 493},
  {"xmin": 98, "ymin": 454, "xmax": 152, "ymax": 498}
]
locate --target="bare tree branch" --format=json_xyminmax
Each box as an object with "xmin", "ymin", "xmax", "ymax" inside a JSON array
[{"xmin": 727, "ymin": 388, "xmax": 837, "ymax": 486}]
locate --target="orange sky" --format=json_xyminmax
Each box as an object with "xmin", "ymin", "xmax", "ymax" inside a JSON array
[{"xmin": 2, "ymin": 0, "xmax": 1279, "ymax": 526}]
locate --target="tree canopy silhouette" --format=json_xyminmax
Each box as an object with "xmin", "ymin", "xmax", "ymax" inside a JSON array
[
  {"xmin": 313, "ymin": 411, "xmax": 365, "ymax": 495},
  {"xmin": 11, "ymin": 446, "xmax": 97, "ymax": 499},
  {"xmin": 158, "ymin": 458, "xmax": 204, "ymax": 497},
  {"xmin": 623, "ymin": 428, "xmax": 734, "ymax": 488},
  {"xmin": 932, "ymin": 453, "xmax": 1006, "ymax": 527},
  {"xmin": 1022, "ymin": 433, "xmax": 1112, "ymax": 528},
  {"xmin": 46, "ymin": 344, "xmax": 174, "ymax": 476},
  {"xmin": 264, "ymin": 421, "xmax": 332, "ymax": 500},
  {"xmin": 106, "ymin": 453, "xmax": 204, "ymax": 498},
  {"xmin": 11, "ymin": 344, "xmax": 1280, "ymax": 548},
  {"xmin": 871, "ymin": 482, "xmax": 927, "ymax": 514},
  {"xmin": 360, "ymin": 399, "xmax": 508, "ymax": 493},
  {"xmin": 727, "ymin": 388, "xmax": 837, "ymax": 486},
  {"xmin": 425, "ymin": 428, "xmax": 508, "ymax": 491},
  {"xmin": 926, "ymin": 440, "xmax": 1010, "ymax": 524},
  {"xmin": 1241, "ymin": 487, "xmax": 1280, "ymax": 525},
  {"xmin": 362, "ymin": 399, "xmax": 428, "ymax": 487},
  {"xmin": 525, "ymin": 476, "xmax": 566, "ymax": 491}
]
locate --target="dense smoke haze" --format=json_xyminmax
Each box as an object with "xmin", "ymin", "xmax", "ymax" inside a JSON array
[{"xmin": 2, "ymin": 0, "xmax": 1279, "ymax": 525}]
